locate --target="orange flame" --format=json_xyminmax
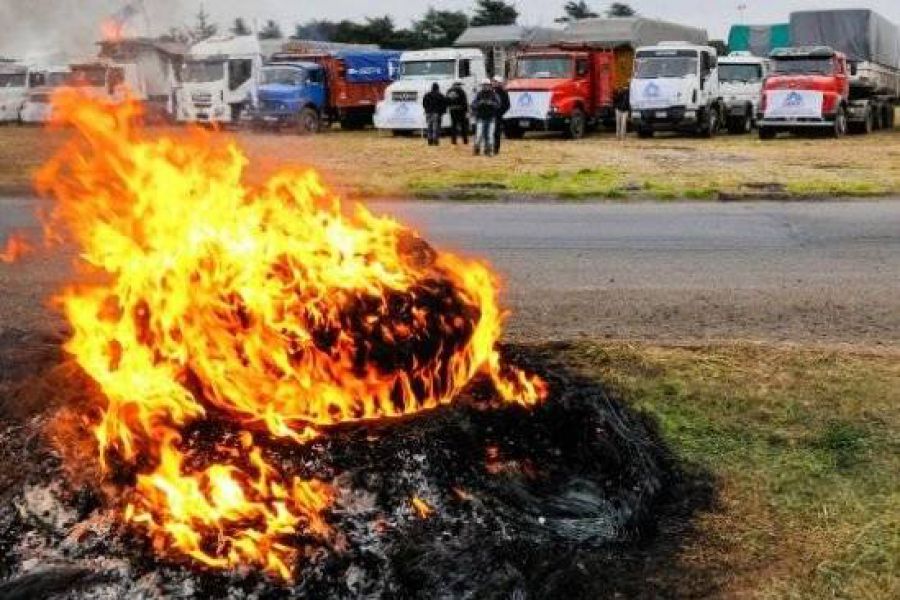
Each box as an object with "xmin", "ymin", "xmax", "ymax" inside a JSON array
[
  {"xmin": 36, "ymin": 90, "xmax": 547, "ymax": 580},
  {"xmin": 411, "ymin": 496, "xmax": 433, "ymax": 519},
  {"xmin": 0, "ymin": 234, "xmax": 32, "ymax": 263}
]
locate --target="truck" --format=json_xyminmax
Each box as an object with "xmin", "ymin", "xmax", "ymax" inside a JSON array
[
  {"xmin": 503, "ymin": 17, "xmax": 708, "ymax": 139},
  {"xmin": 177, "ymin": 35, "xmax": 274, "ymax": 125},
  {"xmin": 19, "ymin": 66, "xmax": 71, "ymax": 124},
  {"xmin": 718, "ymin": 52, "xmax": 771, "ymax": 133},
  {"xmin": 0, "ymin": 63, "xmax": 34, "ymax": 123},
  {"xmin": 373, "ymin": 48, "xmax": 486, "ymax": 134},
  {"xmin": 758, "ymin": 10, "xmax": 899, "ymax": 139},
  {"xmin": 97, "ymin": 38, "xmax": 186, "ymax": 122},
  {"xmin": 250, "ymin": 48, "xmax": 400, "ymax": 133},
  {"xmin": 630, "ymin": 42, "xmax": 725, "ymax": 138}
]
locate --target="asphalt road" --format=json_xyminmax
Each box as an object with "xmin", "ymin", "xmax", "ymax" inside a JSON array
[{"xmin": 3, "ymin": 198, "xmax": 899, "ymax": 346}]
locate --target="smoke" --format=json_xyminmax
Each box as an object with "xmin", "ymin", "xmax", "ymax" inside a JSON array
[{"xmin": 0, "ymin": 0, "xmax": 188, "ymax": 63}]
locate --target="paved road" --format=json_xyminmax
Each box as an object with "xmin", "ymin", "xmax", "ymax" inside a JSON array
[{"xmin": 3, "ymin": 198, "xmax": 899, "ymax": 345}]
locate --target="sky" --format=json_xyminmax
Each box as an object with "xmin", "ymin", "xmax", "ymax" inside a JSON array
[{"xmin": 2, "ymin": 0, "xmax": 900, "ymax": 59}]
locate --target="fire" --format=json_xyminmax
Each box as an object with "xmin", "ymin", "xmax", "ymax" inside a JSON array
[
  {"xmin": 35, "ymin": 90, "xmax": 546, "ymax": 580},
  {"xmin": 411, "ymin": 496, "xmax": 433, "ymax": 518},
  {"xmin": 0, "ymin": 234, "xmax": 31, "ymax": 263}
]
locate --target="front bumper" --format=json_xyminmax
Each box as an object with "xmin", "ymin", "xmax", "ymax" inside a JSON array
[
  {"xmin": 177, "ymin": 103, "xmax": 231, "ymax": 124},
  {"xmin": 504, "ymin": 115, "xmax": 569, "ymax": 132},
  {"xmin": 757, "ymin": 113, "xmax": 836, "ymax": 128},
  {"xmin": 20, "ymin": 102, "xmax": 52, "ymax": 124},
  {"xmin": 631, "ymin": 107, "xmax": 699, "ymax": 130}
]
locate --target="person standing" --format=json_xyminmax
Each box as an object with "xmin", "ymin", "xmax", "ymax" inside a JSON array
[
  {"xmin": 613, "ymin": 86, "xmax": 631, "ymax": 141},
  {"xmin": 446, "ymin": 82, "xmax": 469, "ymax": 146},
  {"xmin": 492, "ymin": 76, "xmax": 511, "ymax": 155},
  {"xmin": 471, "ymin": 79, "xmax": 500, "ymax": 157},
  {"xmin": 422, "ymin": 82, "xmax": 447, "ymax": 146}
]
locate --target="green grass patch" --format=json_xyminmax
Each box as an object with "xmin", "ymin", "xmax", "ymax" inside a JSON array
[{"xmin": 557, "ymin": 342, "xmax": 900, "ymax": 598}]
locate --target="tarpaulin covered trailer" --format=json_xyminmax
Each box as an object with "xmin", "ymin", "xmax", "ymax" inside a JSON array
[
  {"xmin": 790, "ymin": 9, "xmax": 900, "ymax": 69},
  {"xmin": 562, "ymin": 17, "xmax": 708, "ymax": 48},
  {"xmin": 728, "ymin": 24, "xmax": 791, "ymax": 56}
]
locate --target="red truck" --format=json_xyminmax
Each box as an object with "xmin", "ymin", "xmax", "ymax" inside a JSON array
[
  {"xmin": 757, "ymin": 10, "xmax": 899, "ymax": 139},
  {"xmin": 503, "ymin": 47, "xmax": 631, "ymax": 139}
]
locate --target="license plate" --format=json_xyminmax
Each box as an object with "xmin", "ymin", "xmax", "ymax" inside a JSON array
[
  {"xmin": 519, "ymin": 120, "xmax": 530, "ymax": 128},
  {"xmin": 655, "ymin": 111, "xmax": 667, "ymax": 118}
]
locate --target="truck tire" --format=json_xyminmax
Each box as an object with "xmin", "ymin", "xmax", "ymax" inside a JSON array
[
  {"xmin": 296, "ymin": 107, "xmax": 320, "ymax": 135},
  {"xmin": 699, "ymin": 107, "xmax": 718, "ymax": 138},
  {"xmin": 505, "ymin": 123, "xmax": 525, "ymax": 139},
  {"xmin": 758, "ymin": 126, "xmax": 776, "ymax": 140},
  {"xmin": 831, "ymin": 106, "xmax": 847, "ymax": 138},
  {"xmin": 565, "ymin": 107, "xmax": 587, "ymax": 139},
  {"xmin": 727, "ymin": 114, "xmax": 750, "ymax": 134},
  {"xmin": 637, "ymin": 126, "xmax": 654, "ymax": 139}
]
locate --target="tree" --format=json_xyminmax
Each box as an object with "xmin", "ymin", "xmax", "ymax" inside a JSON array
[
  {"xmin": 259, "ymin": 19, "xmax": 283, "ymax": 40},
  {"xmin": 192, "ymin": 5, "xmax": 218, "ymax": 42},
  {"xmin": 160, "ymin": 26, "xmax": 190, "ymax": 44},
  {"xmin": 559, "ymin": 1, "xmax": 598, "ymax": 22},
  {"xmin": 230, "ymin": 18, "xmax": 250, "ymax": 36},
  {"xmin": 471, "ymin": 0, "xmax": 518, "ymax": 27},
  {"xmin": 414, "ymin": 8, "xmax": 470, "ymax": 47},
  {"xmin": 606, "ymin": 2, "xmax": 636, "ymax": 17}
]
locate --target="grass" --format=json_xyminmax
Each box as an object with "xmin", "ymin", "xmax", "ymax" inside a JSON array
[
  {"xmin": 557, "ymin": 342, "xmax": 900, "ymax": 598},
  {"xmin": 1, "ymin": 117, "xmax": 899, "ymax": 200}
]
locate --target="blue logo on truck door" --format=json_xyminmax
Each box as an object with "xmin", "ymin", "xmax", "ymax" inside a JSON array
[
  {"xmin": 518, "ymin": 93, "xmax": 533, "ymax": 107},
  {"xmin": 644, "ymin": 82, "xmax": 661, "ymax": 98}
]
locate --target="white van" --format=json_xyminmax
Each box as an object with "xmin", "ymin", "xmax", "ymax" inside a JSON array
[
  {"xmin": 20, "ymin": 66, "xmax": 71, "ymax": 124},
  {"xmin": 0, "ymin": 64, "xmax": 34, "ymax": 123},
  {"xmin": 374, "ymin": 48, "xmax": 486, "ymax": 133},
  {"xmin": 177, "ymin": 35, "xmax": 265, "ymax": 124}
]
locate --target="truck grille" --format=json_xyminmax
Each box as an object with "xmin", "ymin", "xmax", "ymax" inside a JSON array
[
  {"xmin": 392, "ymin": 91, "xmax": 418, "ymax": 103},
  {"xmin": 191, "ymin": 93, "xmax": 212, "ymax": 106}
]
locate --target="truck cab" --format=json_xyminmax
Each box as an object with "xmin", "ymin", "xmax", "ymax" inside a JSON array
[
  {"xmin": 374, "ymin": 48, "xmax": 485, "ymax": 133},
  {"xmin": 67, "ymin": 62, "xmax": 137, "ymax": 100},
  {"xmin": 630, "ymin": 42, "xmax": 724, "ymax": 137},
  {"xmin": 177, "ymin": 35, "xmax": 262, "ymax": 125},
  {"xmin": 718, "ymin": 52, "xmax": 770, "ymax": 133},
  {"xmin": 19, "ymin": 66, "xmax": 70, "ymax": 124},
  {"xmin": 504, "ymin": 50, "xmax": 604, "ymax": 140},
  {"xmin": 251, "ymin": 62, "xmax": 326, "ymax": 133},
  {"xmin": 0, "ymin": 64, "xmax": 34, "ymax": 123},
  {"xmin": 758, "ymin": 47, "xmax": 850, "ymax": 138}
]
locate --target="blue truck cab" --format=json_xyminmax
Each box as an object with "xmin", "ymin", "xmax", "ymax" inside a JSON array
[{"xmin": 253, "ymin": 61, "xmax": 326, "ymax": 133}]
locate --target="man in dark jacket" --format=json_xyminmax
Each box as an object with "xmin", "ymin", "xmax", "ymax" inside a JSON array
[
  {"xmin": 491, "ymin": 76, "xmax": 511, "ymax": 154},
  {"xmin": 471, "ymin": 79, "xmax": 500, "ymax": 156},
  {"xmin": 613, "ymin": 87, "xmax": 631, "ymax": 141},
  {"xmin": 422, "ymin": 82, "xmax": 447, "ymax": 146},
  {"xmin": 445, "ymin": 82, "xmax": 469, "ymax": 145}
]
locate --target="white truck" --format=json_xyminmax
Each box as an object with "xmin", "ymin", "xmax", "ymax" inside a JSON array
[
  {"xmin": 19, "ymin": 66, "xmax": 71, "ymax": 124},
  {"xmin": 630, "ymin": 42, "xmax": 725, "ymax": 138},
  {"xmin": 373, "ymin": 48, "xmax": 486, "ymax": 134},
  {"xmin": 0, "ymin": 63, "xmax": 36, "ymax": 123},
  {"xmin": 718, "ymin": 52, "xmax": 771, "ymax": 134},
  {"xmin": 177, "ymin": 35, "xmax": 268, "ymax": 125}
]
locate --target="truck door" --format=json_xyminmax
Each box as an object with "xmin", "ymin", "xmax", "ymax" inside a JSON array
[{"xmin": 306, "ymin": 67, "xmax": 327, "ymax": 111}]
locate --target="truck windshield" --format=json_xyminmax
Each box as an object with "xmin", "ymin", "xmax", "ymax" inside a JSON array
[
  {"xmin": 46, "ymin": 72, "xmax": 69, "ymax": 87},
  {"xmin": 0, "ymin": 73, "xmax": 27, "ymax": 88},
  {"xmin": 771, "ymin": 58, "xmax": 833, "ymax": 75},
  {"xmin": 634, "ymin": 57, "xmax": 698, "ymax": 79},
  {"xmin": 516, "ymin": 57, "xmax": 572, "ymax": 79},
  {"xmin": 69, "ymin": 68, "xmax": 107, "ymax": 87},
  {"xmin": 261, "ymin": 67, "xmax": 305, "ymax": 86},
  {"xmin": 184, "ymin": 60, "xmax": 226, "ymax": 83},
  {"xmin": 719, "ymin": 63, "xmax": 762, "ymax": 83},
  {"xmin": 400, "ymin": 60, "xmax": 456, "ymax": 78}
]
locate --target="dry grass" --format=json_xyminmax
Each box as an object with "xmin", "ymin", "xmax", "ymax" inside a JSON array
[
  {"xmin": 1, "ymin": 119, "xmax": 899, "ymax": 199},
  {"xmin": 560, "ymin": 342, "xmax": 900, "ymax": 599}
]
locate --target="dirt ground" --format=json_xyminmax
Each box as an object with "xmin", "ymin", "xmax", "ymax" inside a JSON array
[{"xmin": 1, "ymin": 119, "xmax": 899, "ymax": 200}]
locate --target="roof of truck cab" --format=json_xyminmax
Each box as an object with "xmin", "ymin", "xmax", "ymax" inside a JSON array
[
  {"xmin": 190, "ymin": 35, "xmax": 261, "ymax": 58},
  {"xmin": 263, "ymin": 61, "xmax": 321, "ymax": 71},
  {"xmin": 400, "ymin": 48, "xmax": 483, "ymax": 61},
  {"xmin": 719, "ymin": 53, "xmax": 768, "ymax": 64}
]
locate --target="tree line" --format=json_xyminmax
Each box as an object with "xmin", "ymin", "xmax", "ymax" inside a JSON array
[{"xmin": 162, "ymin": 1, "xmax": 637, "ymax": 48}]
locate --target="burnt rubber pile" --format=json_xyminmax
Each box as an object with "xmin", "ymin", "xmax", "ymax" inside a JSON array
[{"xmin": 0, "ymin": 337, "xmax": 673, "ymax": 599}]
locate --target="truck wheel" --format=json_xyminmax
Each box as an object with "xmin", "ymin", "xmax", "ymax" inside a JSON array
[
  {"xmin": 505, "ymin": 123, "xmax": 525, "ymax": 139},
  {"xmin": 637, "ymin": 127, "xmax": 653, "ymax": 139},
  {"xmin": 832, "ymin": 107, "xmax": 847, "ymax": 138},
  {"xmin": 565, "ymin": 108, "xmax": 587, "ymax": 139},
  {"xmin": 700, "ymin": 108, "xmax": 718, "ymax": 138},
  {"xmin": 297, "ymin": 108, "xmax": 320, "ymax": 135},
  {"xmin": 727, "ymin": 114, "xmax": 750, "ymax": 135},
  {"xmin": 758, "ymin": 127, "xmax": 776, "ymax": 140}
]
